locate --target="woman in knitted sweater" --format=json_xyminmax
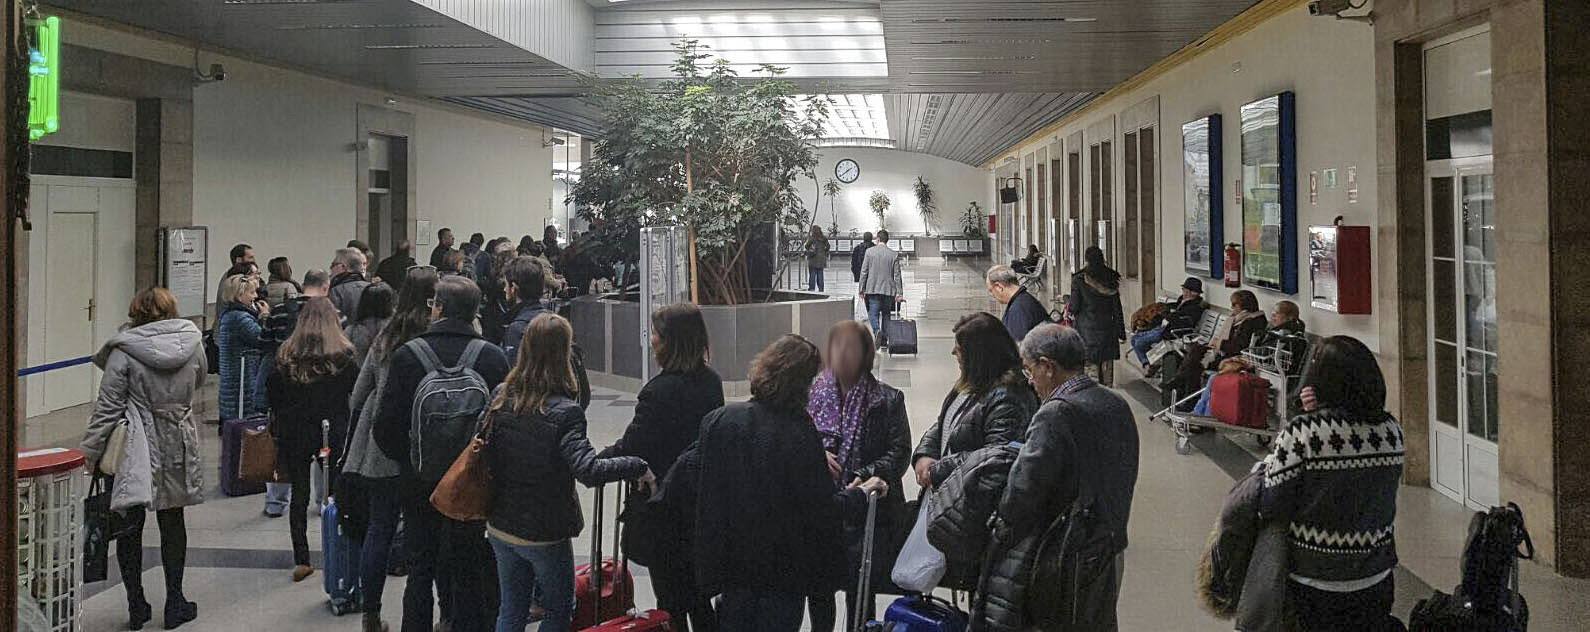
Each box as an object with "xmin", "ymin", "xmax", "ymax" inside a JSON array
[{"xmin": 1258, "ymin": 335, "xmax": 1405, "ymax": 630}]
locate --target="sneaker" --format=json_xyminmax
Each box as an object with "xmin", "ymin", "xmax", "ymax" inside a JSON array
[{"xmin": 262, "ymin": 509, "xmax": 283, "ymax": 519}]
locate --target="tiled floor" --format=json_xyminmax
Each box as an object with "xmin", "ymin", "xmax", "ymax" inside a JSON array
[{"xmin": 47, "ymin": 258, "xmax": 1590, "ymax": 630}]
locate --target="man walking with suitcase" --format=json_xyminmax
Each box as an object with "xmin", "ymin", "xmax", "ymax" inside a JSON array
[{"xmin": 857, "ymin": 230, "xmax": 903, "ymax": 350}]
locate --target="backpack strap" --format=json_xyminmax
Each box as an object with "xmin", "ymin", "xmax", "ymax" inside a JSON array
[
  {"xmin": 454, "ymin": 338, "xmax": 488, "ymax": 371},
  {"xmin": 405, "ymin": 338, "xmax": 442, "ymax": 374}
]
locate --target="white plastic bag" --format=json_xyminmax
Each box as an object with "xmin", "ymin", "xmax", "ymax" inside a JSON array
[{"xmin": 891, "ymin": 493, "xmax": 947, "ymax": 593}]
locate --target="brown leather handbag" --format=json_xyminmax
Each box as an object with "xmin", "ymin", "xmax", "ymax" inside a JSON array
[
  {"xmin": 430, "ymin": 412, "xmax": 494, "ymax": 522},
  {"xmin": 239, "ymin": 418, "xmax": 279, "ymax": 483}
]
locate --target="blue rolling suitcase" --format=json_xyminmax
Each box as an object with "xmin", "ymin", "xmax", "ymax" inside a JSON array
[
  {"xmin": 856, "ymin": 491, "xmax": 968, "ymax": 632},
  {"xmin": 319, "ymin": 421, "xmax": 363, "ymax": 615}
]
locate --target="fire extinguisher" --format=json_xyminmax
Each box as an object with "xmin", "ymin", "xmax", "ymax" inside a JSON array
[{"xmin": 1224, "ymin": 243, "xmax": 1242, "ymax": 288}]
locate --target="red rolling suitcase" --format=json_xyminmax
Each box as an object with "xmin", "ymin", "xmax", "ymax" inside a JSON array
[
  {"xmin": 1209, "ymin": 372, "xmax": 1272, "ymax": 429},
  {"xmin": 578, "ymin": 484, "xmax": 672, "ymax": 631}
]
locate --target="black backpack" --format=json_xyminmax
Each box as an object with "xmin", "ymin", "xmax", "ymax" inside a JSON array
[{"xmin": 1409, "ymin": 502, "xmax": 1534, "ymax": 631}]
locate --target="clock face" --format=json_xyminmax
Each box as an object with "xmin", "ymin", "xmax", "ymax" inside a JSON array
[{"xmin": 835, "ymin": 158, "xmax": 860, "ymax": 184}]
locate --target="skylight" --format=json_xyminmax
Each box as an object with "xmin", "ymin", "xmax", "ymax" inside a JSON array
[{"xmin": 810, "ymin": 94, "xmax": 890, "ymax": 141}]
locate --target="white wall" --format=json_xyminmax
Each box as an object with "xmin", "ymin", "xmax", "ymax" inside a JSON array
[
  {"xmin": 63, "ymin": 21, "xmax": 555, "ymax": 294},
  {"xmin": 797, "ymin": 147, "xmax": 987, "ymax": 237},
  {"xmin": 991, "ymin": 7, "xmax": 1380, "ymax": 348}
]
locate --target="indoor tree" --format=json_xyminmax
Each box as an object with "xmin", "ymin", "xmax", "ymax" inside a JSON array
[
  {"xmin": 868, "ymin": 190, "xmax": 892, "ymax": 232},
  {"xmin": 822, "ymin": 178, "xmax": 844, "ymax": 237},
  {"xmin": 962, "ymin": 201, "xmax": 987, "ymax": 238},
  {"xmin": 571, "ymin": 39, "xmax": 828, "ymax": 305},
  {"xmin": 913, "ymin": 175, "xmax": 937, "ymax": 236}
]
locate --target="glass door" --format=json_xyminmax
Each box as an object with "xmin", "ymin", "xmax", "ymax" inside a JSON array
[{"xmin": 1426, "ymin": 159, "xmax": 1499, "ymax": 509}]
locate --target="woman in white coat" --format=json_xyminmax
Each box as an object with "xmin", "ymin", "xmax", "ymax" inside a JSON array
[{"xmin": 81, "ymin": 287, "xmax": 207, "ymax": 630}]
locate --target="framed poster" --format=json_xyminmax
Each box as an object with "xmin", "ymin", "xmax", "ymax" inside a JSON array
[
  {"xmin": 1239, "ymin": 92, "xmax": 1298, "ymax": 294},
  {"xmin": 1182, "ymin": 114, "xmax": 1223, "ymax": 277}
]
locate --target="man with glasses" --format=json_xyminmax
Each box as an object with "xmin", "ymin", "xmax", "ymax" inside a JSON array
[{"xmin": 973, "ymin": 323, "xmax": 1138, "ymax": 630}]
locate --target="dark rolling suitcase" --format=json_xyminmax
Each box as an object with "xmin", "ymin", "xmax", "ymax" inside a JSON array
[
  {"xmin": 885, "ymin": 316, "xmax": 918, "ymax": 355},
  {"xmin": 319, "ymin": 420, "xmax": 363, "ymax": 615},
  {"xmin": 859, "ymin": 490, "xmax": 969, "ymax": 632},
  {"xmin": 219, "ymin": 415, "xmax": 268, "ymax": 497}
]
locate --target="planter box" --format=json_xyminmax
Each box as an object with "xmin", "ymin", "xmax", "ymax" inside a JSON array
[{"xmin": 570, "ymin": 291, "xmax": 855, "ymax": 395}]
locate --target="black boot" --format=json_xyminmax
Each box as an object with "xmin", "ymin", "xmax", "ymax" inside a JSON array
[
  {"xmin": 163, "ymin": 598, "xmax": 197, "ymax": 630},
  {"xmin": 127, "ymin": 597, "xmax": 152, "ymax": 630}
]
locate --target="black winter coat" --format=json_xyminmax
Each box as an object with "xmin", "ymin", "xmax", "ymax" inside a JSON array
[
  {"xmin": 1164, "ymin": 296, "xmax": 1208, "ymax": 334},
  {"xmin": 599, "ymin": 365, "xmax": 724, "ymax": 481},
  {"xmin": 695, "ymin": 401, "xmax": 869, "ymax": 596},
  {"xmin": 913, "ymin": 372, "xmax": 1040, "ymax": 485},
  {"xmin": 264, "ymin": 356, "xmax": 359, "ymax": 464},
  {"xmin": 1069, "ymin": 270, "xmax": 1126, "ymax": 363},
  {"xmin": 1001, "ymin": 288, "xmax": 1052, "ymax": 343},
  {"xmin": 372, "ymin": 318, "xmax": 510, "ymax": 491},
  {"xmin": 850, "ymin": 239, "xmax": 874, "ymax": 282},
  {"xmin": 976, "ymin": 380, "xmax": 1139, "ymax": 632},
  {"xmin": 483, "ymin": 396, "xmax": 647, "ymax": 542}
]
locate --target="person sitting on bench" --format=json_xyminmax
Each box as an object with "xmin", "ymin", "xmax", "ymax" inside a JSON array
[
  {"xmin": 1129, "ymin": 277, "xmax": 1206, "ymax": 370},
  {"xmin": 1012, "ymin": 244, "xmax": 1041, "ymax": 274},
  {"xmin": 1168, "ymin": 290, "xmax": 1269, "ymax": 398}
]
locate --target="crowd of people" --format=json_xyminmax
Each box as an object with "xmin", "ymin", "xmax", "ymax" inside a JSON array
[{"xmin": 78, "ymin": 225, "xmax": 1404, "ymax": 632}]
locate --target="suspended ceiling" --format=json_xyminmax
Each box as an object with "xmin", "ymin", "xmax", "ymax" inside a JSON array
[{"xmin": 45, "ymin": 0, "xmax": 1263, "ymax": 165}]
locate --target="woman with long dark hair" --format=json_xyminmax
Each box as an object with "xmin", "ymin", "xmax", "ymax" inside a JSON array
[
  {"xmin": 82, "ymin": 288, "xmax": 206, "ymax": 629},
  {"xmin": 695, "ymin": 335, "xmax": 889, "ymax": 632},
  {"xmin": 1068, "ymin": 245, "xmax": 1125, "ymax": 385},
  {"xmin": 265, "ymin": 298, "xmax": 359, "ymax": 583},
  {"xmin": 912, "ymin": 312, "xmax": 1040, "ymax": 489},
  {"xmin": 344, "ymin": 282, "xmax": 396, "ymax": 362},
  {"xmin": 485, "ymin": 313, "xmax": 654, "ymax": 632},
  {"xmin": 1257, "ymin": 336, "xmax": 1404, "ymax": 630},
  {"xmin": 804, "ymin": 225, "xmax": 832, "ymax": 292},
  {"xmin": 599, "ymin": 303, "xmax": 724, "ymax": 631},
  {"xmin": 343, "ymin": 266, "xmax": 440, "ymax": 632},
  {"xmin": 805, "ymin": 320, "xmax": 910, "ymax": 631}
]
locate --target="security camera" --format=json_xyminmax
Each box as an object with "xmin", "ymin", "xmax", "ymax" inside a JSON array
[
  {"xmin": 1308, "ymin": 0, "xmax": 1352, "ymax": 15},
  {"xmin": 1309, "ymin": 0, "xmax": 1373, "ymax": 24},
  {"xmin": 208, "ymin": 63, "xmax": 227, "ymax": 82}
]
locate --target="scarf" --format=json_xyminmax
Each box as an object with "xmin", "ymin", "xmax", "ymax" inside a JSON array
[
  {"xmin": 1212, "ymin": 309, "xmax": 1264, "ymax": 348},
  {"xmin": 807, "ymin": 370, "xmax": 883, "ymax": 471}
]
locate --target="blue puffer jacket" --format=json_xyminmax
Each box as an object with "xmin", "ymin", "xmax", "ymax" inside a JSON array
[{"xmin": 216, "ymin": 303, "xmax": 267, "ymax": 420}]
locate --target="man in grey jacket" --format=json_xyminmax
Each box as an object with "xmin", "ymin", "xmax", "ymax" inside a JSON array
[
  {"xmin": 857, "ymin": 229, "xmax": 904, "ymax": 348},
  {"xmin": 328, "ymin": 247, "xmax": 370, "ymax": 323}
]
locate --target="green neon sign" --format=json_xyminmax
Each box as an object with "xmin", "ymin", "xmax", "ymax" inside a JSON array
[{"xmin": 28, "ymin": 15, "xmax": 60, "ymax": 141}]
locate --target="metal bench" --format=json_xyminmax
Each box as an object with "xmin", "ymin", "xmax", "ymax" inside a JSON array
[{"xmin": 1153, "ymin": 331, "xmax": 1315, "ymax": 455}]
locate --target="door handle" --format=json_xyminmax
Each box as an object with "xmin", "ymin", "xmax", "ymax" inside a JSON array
[{"xmin": 84, "ymin": 298, "xmax": 95, "ymax": 321}]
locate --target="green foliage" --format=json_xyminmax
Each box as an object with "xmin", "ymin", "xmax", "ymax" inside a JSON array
[
  {"xmin": 913, "ymin": 175, "xmax": 937, "ymax": 236},
  {"xmin": 821, "ymin": 178, "xmax": 843, "ymax": 236},
  {"xmin": 961, "ymin": 201, "xmax": 987, "ymax": 238},
  {"xmin": 571, "ymin": 40, "xmax": 828, "ymax": 304},
  {"xmin": 868, "ymin": 190, "xmax": 892, "ymax": 232}
]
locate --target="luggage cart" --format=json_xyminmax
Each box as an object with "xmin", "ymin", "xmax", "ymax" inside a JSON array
[{"xmin": 1150, "ymin": 332, "xmax": 1308, "ymax": 455}]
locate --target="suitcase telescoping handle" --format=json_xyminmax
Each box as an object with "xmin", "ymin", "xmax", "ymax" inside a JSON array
[
  {"xmin": 587, "ymin": 483, "xmax": 630, "ymax": 628},
  {"xmin": 853, "ymin": 488, "xmax": 882, "ymax": 632}
]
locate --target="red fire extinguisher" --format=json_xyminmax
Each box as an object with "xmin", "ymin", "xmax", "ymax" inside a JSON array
[{"xmin": 1224, "ymin": 243, "xmax": 1242, "ymax": 288}]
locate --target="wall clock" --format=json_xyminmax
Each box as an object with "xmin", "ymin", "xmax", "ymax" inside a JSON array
[{"xmin": 835, "ymin": 158, "xmax": 860, "ymax": 183}]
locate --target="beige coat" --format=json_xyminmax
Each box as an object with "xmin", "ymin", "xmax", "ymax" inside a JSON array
[{"xmin": 82, "ymin": 319, "xmax": 207, "ymax": 510}]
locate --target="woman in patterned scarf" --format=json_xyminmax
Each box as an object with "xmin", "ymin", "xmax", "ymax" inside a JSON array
[{"xmin": 805, "ymin": 320, "xmax": 911, "ymax": 631}]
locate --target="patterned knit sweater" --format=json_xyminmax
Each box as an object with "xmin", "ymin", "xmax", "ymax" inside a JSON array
[{"xmin": 1259, "ymin": 407, "xmax": 1404, "ymax": 582}]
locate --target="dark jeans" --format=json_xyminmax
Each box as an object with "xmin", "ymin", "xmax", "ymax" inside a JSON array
[
  {"xmin": 717, "ymin": 590, "xmax": 805, "ymax": 632},
  {"xmin": 359, "ymin": 478, "xmax": 404, "ymax": 616},
  {"xmin": 402, "ymin": 488, "xmax": 491, "ymax": 632},
  {"xmin": 808, "ymin": 267, "xmax": 825, "ymax": 292},
  {"xmin": 284, "ymin": 454, "xmax": 315, "ymax": 566},
  {"xmin": 864, "ymin": 294, "xmax": 894, "ymax": 346},
  {"xmin": 653, "ymin": 559, "xmax": 717, "ymax": 632},
  {"xmin": 1288, "ymin": 576, "xmax": 1402, "ymax": 632},
  {"xmin": 118, "ymin": 507, "xmax": 187, "ymax": 606}
]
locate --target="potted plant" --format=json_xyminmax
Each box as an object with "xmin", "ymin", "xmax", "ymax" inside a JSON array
[
  {"xmin": 961, "ymin": 201, "xmax": 987, "ymax": 238},
  {"xmin": 913, "ymin": 175, "xmax": 937, "ymax": 236},
  {"xmin": 868, "ymin": 190, "xmax": 892, "ymax": 233},
  {"xmin": 822, "ymin": 178, "xmax": 844, "ymax": 237},
  {"xmin": 571, "ymin": 40, "xmax": 828, "ymax": 305}
]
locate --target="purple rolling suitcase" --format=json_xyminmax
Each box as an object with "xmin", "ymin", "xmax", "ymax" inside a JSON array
[{"xmin": 219, "ymin": 415, "xmax": 267, "ymax": 497}]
